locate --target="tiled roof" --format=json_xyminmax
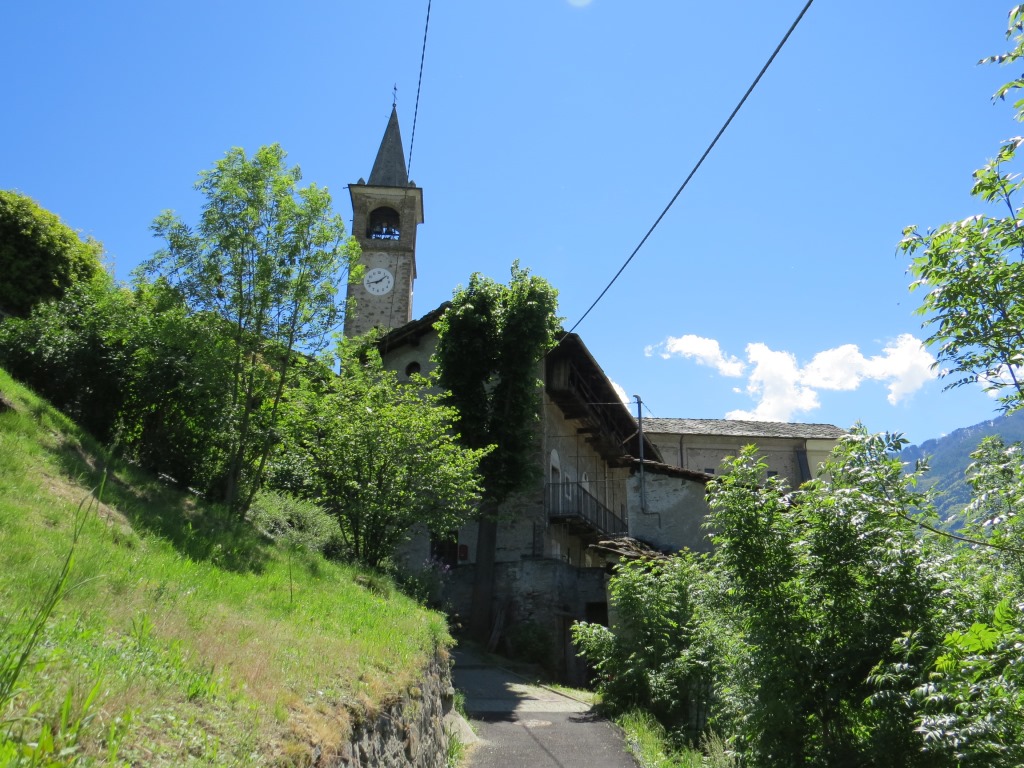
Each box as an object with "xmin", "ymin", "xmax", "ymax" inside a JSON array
[
  {"xmin": 642, "ymin": 418, "xmax": 846, "ymax": 440},
  {"xmin": 367, "ymin": 106, "xmax": 410, "ymax": 187},
  {"xmin": 627, "ymin": 458, "xmax": 712, "ymax": 483},
  {"xmin": 376, "ymin": 303, "xmax": 448, "ymax": 352}
]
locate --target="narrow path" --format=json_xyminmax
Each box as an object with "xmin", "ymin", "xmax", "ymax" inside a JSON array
[{"xmin": 452, "ymin": 647, "xmax": 638, "ymax": 768}]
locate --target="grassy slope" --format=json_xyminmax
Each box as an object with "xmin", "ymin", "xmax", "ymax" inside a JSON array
[{"xmin": 0, "ymin": 367, "xmax": 450, "ymax": 766}]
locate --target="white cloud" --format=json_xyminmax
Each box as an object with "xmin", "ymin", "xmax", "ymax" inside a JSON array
[
  {"xmin": 650, "ymin": 333, "xmax": 937, "ymax": 422},
  {"xmin": 866, "ymin": 334, "xmax": 937, "ymax": 405},
  {"xmin": 801, "ymin": 333, "xmax": 935, "ymax": 405},
  {"xmin": 609, "ymin": 379, "xmax": 631, "ymax": 405},
  {"xmin": 726, "ymin": 343, "xmax": 820, "ymax": 421},
  {"xmin": 646, "ymin": 334, "xmax": 745, "ymax": 377}
]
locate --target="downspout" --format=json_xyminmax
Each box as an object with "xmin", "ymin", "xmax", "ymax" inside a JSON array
[
  {"xmin": 634, "ymin": 395, "xmax": 662, "ymax": 528},
  {"xmin": 635, "ymin": 395, "xmax": 646, "ymax": 515},
  {"xmin": 796, "ymin": 439, "xmax": 812, "ymax": 483}
]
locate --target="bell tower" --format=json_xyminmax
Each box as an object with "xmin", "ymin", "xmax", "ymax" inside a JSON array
[{"xmin": 344, "ymin": 106, "xmax": 424, "ymax": 337}]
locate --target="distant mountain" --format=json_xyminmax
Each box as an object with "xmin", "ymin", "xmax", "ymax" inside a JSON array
[{"xmin": 899, "ymin": 409, "xmax": 1024, "ymax": 521}]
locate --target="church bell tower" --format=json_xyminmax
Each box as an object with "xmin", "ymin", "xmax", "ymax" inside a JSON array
[{"xmin": 344, "ymin": 106, "xmax": 424, "ymax": 337}]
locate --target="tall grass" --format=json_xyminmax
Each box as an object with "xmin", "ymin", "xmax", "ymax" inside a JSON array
[
  {"xmin": 0, "ymin": 367, "xmax": 452, "ymax": 765},
  {"xmin": 617, "ymin": 710, "xmax": 739, "ymax": 768}
]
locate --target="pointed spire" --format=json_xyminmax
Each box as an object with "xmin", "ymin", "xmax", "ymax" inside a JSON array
[{"xmin": 367, "ymin": 106, "xmax": 409, "ymax": 187}]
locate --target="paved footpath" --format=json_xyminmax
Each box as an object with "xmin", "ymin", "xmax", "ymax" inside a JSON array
[{"xmin": 451, "ymin": 647, "xmax": 638, "ymax": 768}]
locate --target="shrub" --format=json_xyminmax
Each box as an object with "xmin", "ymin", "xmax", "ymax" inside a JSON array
[
  {"xmin": 0, "ymin": 191, "xmax": 103, "ymax": 317},
  {"xmin": 248, "ymin": 490, "xmax": 341, "ymax": 555}
]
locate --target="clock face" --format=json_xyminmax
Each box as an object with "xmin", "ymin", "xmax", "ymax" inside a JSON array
[{"xmin": 363, "ymin": 267, "xmax": 394, "ymax": 296}]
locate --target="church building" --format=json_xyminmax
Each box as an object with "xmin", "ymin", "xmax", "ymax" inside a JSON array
[{"xmin": 343, "ymin": 109, "xmax": 845, "ymax": 681}]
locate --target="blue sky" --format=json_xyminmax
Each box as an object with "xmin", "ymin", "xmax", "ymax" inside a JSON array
[{"xmin": 3, "ymin": 1, "xmax": 1020, "ymax": 444}]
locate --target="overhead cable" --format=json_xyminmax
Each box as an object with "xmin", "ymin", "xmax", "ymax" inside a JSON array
[
  {"xmin": 408, "ymin": 0, "xmax": 432, "ymax": 176},
  {"xmin": 563, "ymin": 0, "xmax": 816, "ymax": 337}
]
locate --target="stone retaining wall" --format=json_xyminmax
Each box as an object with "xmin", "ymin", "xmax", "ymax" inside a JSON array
[{"xmin": 330, "ymin": 648, "xmax": 456, "ymax": 767}]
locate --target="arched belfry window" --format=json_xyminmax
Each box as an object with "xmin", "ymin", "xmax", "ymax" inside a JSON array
[{"xmin": 368, "ymin": 207, "xmax": 401, "ymax": 241}]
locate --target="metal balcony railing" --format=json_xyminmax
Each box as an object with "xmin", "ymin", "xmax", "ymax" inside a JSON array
[{"xmin": 546, "ymin": 481, "xmax": 627, "ymax": 537}]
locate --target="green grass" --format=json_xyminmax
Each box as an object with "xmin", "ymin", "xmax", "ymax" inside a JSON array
[
  {"xmin": 616, "ymin": 710, "xmax": 738, "ymax": 768},
  {"xmin": 0, "ymin": 367, "xmax": 451, "ymax": 765}
]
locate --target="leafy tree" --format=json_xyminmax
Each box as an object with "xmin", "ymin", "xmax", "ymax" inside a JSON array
[
  {"xmin": 897, "ymin": 13, "xmax": 1024, "ymax": 762},
  {"xmin": 114, "ymin": 281, "xmax": 236, "ymax": 492},
  {"xmin": 0, "ymin": 191, "xmax": 103, "ymax": 317},
  {"xmin": 433, "ymin": 262, "xmax": 560, "ymax": 638},
  {"xmin": 910, "ymin": 437, "xmax": 1024, "ymax": 764},
  {"xmin": 900, "ymin": 7, "xmax": 1024, "ymax": 413},
  {"xmin": 706, "ymin": 431, "xmax": 944, "ymax": 767},
  {"xmin": 140, "ymin": 144, "xmax": 358, "ymax": 513},
  {"xmin": 572, "ymin": 554, "xmax": 724, "ymax": 744},
  {"xmin": 0, "ymin": 275, "xmax": 234, "ymax": 491},
  {"xmin": 269, "ymin": 348, "xmax": 487, "ymax": 570},
  {"xmin": 0, "ymin": 273, "xmax": 139, "ymax": 441}
]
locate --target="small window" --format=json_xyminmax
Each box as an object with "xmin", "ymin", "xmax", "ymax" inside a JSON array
[
  {"xmin": 704, "ymin": 468, "xmax": 716, "ymax": 475},
  {"xmin": 368, "ymin": 206, "xmax": 400, "ymax": 240},
  {"xmin": 767, "ymin": 470, "xmax": 779, "ymax": 478},
  {"xmin": 405, "ymin": 361, "xmax": 421, "ymax": 378}
]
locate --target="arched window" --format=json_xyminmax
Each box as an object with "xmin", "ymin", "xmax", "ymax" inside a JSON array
[{"xmin": 368, "ymin": 207, "xmax": 401, "ymax": 240}]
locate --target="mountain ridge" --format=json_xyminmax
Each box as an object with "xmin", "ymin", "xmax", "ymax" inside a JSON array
[{"xmin": 899, "ymin": 408, "xmax": 1024, "ymax": 520}]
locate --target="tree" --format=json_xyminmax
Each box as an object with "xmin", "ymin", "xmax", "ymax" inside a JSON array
[
  {"xmin": 897, "ymin": 12, "xmax": 1024, "ymax": 762},
  {"xmin": 0, "ymin": 272, "xmax": 138, "ymax": 441},
  {"xmin": 911, "ymin": 436, "xmax": 1024, "ymax": 764},
  {"xmin": 433, "ymin": 262, "xmax": 561, "ymax": 639},
  {"xmin": 269, "ymin": 348, "xmax": 487, "ymax": 569},
  {"xmin": 0, "ymin": 274, "xmax": 235, "ymax": 492},
  {"xmin": 705, "ymin": 431, "xmax": 944, "ymax": 767},
  {"xmin": 0, "ymin": 190, "xmax": 103, "ymax": 317},
  {"xmin": 900, "ymin": 8, "xmax": 1024, "ymax": 413},
  {"xmin": 140, "ymin": 144, "xmax": 358, "ymax": 513},
  {"xmin": 572, "ymin": 554, "xmax": 723, "ymax": 743}
]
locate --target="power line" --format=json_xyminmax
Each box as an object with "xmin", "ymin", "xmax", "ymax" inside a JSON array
[
  {"xmin": 407, "ymin": 0, "xmax": 432, "ymax": 176},
  {"xmin": 563, "ymin": 0, "xmax": 816, "ymax": 338}
]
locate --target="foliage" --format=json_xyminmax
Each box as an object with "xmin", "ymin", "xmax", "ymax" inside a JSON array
[
  {"xmin": 398, "ymin": 557, "xmax": 453, "ymax": 607},
  {"xmin": 915, "ymin": 600, "xmax": 1024, "ymax": 765},
  {"xmin": 0, "ymin": 363, "xmax": 452, "ymax": 764},
  {"xmin": 572, "ymin": 555, "xmax": 720, "ymax": 744},
  {"xmin": 0, "ymin": 273, "xmax": 137, "ymax": 442},
  {"xmin": 0, "ymin": 276, "xmax": 235, "ymax": 493},
  {"xmin": 433, "ymin": 261, "xmax": 560, "ymax": 504},
  {"xmin": 141, "ymin": 143, "xmax": 358, "ymax": 513},
  {"xmin": 434, "ymin": 261, "xmax": 560, "ymax": 639},
  {"xmin": 616, "ymin": 710, "xmax": 737, "ymax": 768},
  {"xmin": 900, "ymin": 7, "xmax": 1024, "ymax": 413},
  {"xmin": 247, "ymin": 488, "xmax": 341, "ymax": 555},
  {"xmin": 906, "ymin": 436, "xmax": 1024, "ymax": 764},
  {"xmin": 0, "ymin": 190, "xmax": 103, "ymax": 317},
  {"xmin": 706, "ymin": 430, "xmax": 944, "ymax": 767},
  {"xmin": 961, "ymin": 435, "xmax": 1024, "ymax": 575},
  {"xmin": 270, "ymin": 347, "xmax": 487, "ymax": 569},
  {"xmin": 503, "ymin": 619, "xmax": 553, "ymax": 667},
  {"xmin": 895, "ymin": 13, "xmax": 1024, "ymax": 763},
  {"xmin": 114, "ymin": 282, "xmax": 236, "ymax": 493}
]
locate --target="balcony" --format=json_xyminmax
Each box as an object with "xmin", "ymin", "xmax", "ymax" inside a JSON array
[{"xmin": 546, "ymin": 481, "xmax": 627, "ymax": 538}]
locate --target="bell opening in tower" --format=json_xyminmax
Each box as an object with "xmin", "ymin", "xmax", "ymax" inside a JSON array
[{"xmin": 368, "ymin": 206, "xmax": 401, "ymax": 241}]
